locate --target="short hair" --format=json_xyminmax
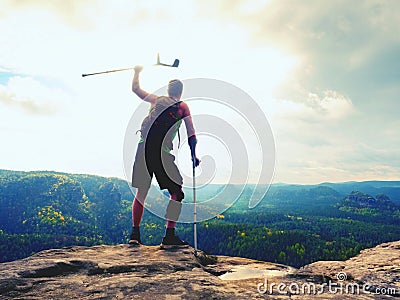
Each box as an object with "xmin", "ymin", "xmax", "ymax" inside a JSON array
[{"xmin": 167, "ymin": 79, "xmax": 183, "ymax": 98}]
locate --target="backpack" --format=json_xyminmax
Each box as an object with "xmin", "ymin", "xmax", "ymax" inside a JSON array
[{"xmin": 139, "ymin": 96, "xmax": 182, "ymax": 149}]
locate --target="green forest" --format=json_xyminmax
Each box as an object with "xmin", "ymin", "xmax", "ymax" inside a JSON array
[{"xmin": 1, "ymin": 169, "xmax": 400, "ymax": 268}]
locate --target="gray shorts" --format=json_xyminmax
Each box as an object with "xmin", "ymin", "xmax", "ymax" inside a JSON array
[{"xmin": 131, "ymin": 142, "xmax": 183, "ymax": 194}]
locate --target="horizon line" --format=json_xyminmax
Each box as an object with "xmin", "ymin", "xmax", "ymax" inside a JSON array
[{"xmin": 1, "ymin": 168, "xmax": 400, "ymax": 186}]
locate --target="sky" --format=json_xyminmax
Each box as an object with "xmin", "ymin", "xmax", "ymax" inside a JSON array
[{"xmin": 0, "ymin": 0, "xmax": 399, "ymax": 185}]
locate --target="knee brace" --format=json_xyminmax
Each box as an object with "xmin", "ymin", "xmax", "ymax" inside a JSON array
[{"xmin": 168, "ymin": 187, "xmax": 184, "ymax": 202}]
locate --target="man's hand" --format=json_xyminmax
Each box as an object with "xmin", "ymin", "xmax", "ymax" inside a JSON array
[
  {"xmin": 134, "ymin": 65, "xmax": 143, "ymax": 73},
  {"xmin": 192, "ymin": 156, "xmax": 201, "ymax": 168},
  {"xmin": 188, "ymin": 136, "xmax": 200, "ymax": 168}
]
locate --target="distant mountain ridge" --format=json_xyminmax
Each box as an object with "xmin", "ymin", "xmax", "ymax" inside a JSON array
[
  {"xmin": 1, "ymin": 169, "xmax": 399, "ymax": 201},
  {"xmin": 318, "ymin": 181, "xmax": 400, "ymax": 203}
]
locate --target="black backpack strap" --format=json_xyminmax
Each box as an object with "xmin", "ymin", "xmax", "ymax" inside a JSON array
[
  {"xmin": 176, "ymin": 101, "xmax": 182, "ymax": 148},
  {"xmin": 177, "ymin": 128, "xmax": 181, "ymax": 148}
]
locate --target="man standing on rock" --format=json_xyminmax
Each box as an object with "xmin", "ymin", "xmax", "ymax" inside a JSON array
[{"xmin": 129, "ymin": 65, "xmax": 200, "ymax": 248}]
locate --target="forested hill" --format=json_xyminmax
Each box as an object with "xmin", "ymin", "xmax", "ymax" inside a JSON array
[{"xmin": 1, "ymin": 169, "xmax": 400, "ymax": 267}]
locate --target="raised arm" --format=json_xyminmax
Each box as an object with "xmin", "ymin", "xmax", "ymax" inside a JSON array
[
  {"xmin": 132, "ymin": 66, "xmax": 157, "ymax": 104},
  {"xmin": 180, "ymin": 102, "xmax": 200, "ymax": 167}
]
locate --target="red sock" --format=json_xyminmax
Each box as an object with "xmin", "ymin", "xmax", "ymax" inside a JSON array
[
  {"xmin": 132, "ymin": 198, "xmax": 144, "ymax": 227},
  {"xmin": 166, "ymin": 220, "xmax": 176, "ymax": 228}
]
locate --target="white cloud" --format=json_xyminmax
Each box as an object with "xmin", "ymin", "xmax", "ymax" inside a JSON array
[
  {"xmin": 0, "ymin": 76, "xmax": 70, "ymax": 115},
  {"xmin": 305, "ymin": 90, "xmax": 354, "ymax": 120},
  {"xmin": 198, "ymin": 0, "xmax": 400, "ymax": 102},
  {"xmin": 3, "ymin": 0, "xmax": 98, "ymax": 28},
  {"xmin": 272, "ymin": 89, "xmax": 353, "ymax": 122}
]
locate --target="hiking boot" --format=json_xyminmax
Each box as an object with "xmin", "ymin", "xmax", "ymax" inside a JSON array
[
  {"xmin": 128, "ymin": 230, "xmax": 142, "ymax": 246},
  {"xmin": 160, "ymin": 234, "xmax": 189, "ymax": 249}
]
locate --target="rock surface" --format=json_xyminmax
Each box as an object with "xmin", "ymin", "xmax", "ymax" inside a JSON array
[{"xmin": 0, "ymin": 241, "xmax": 399, "ymax": 299}]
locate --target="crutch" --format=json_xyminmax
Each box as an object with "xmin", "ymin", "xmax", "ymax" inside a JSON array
[{"xmin": 192, "ymin": 156, "xmax": 197, "ymax": 251}]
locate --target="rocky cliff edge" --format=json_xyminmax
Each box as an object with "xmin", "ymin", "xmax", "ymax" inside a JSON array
[{"xmin": 1, "ymin": 241, "xmax": 399, "ymax": 299}]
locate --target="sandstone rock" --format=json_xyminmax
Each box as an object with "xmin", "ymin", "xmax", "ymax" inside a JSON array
[
  {"xmin": 0, "ymin": 241, "xmax": 399, "ymax": 299},
  {"xmin": 300, "ymin": 240, "xmax": 400, "ymax": 298}
]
